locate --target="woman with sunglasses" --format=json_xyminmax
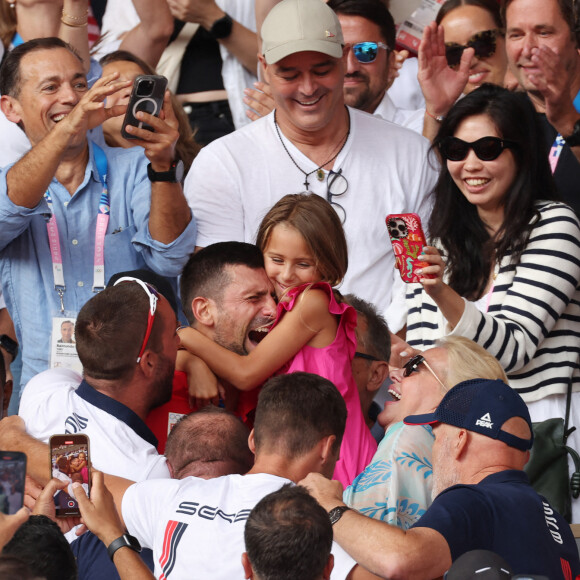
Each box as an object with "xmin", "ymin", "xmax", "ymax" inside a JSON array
[
  {"xmin": 406, "ymin": 84, "xmax": 580, "ymax": 433},
  {"xmin": 419, "ymin": 0, "xmax": 508, "ymax": 140}
]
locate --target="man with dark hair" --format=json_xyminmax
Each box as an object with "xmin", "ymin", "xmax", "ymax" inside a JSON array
[
  {"xmin": 0, "ymin": 37, "xmax": 196, "ymax": 393},
  {"xmin": 242, "ymin": 484, "xmax": 334, "ymax": 580},
  {"xmin": 344, "ymin": 294, "xmax": 390, "ymax": 443},
  {"xmin": 165, "ymin": 407, "xmax": 254, "ymax": 479},
  {"xmin": 501, "ymin": 0, "xmax": 580, "ymax": 214},
  {"xmin": 2, "ymin": 515, "xmax": 77, "ymax": 580},
  {"xmin": 304, "ymin": 379, "xmax": 580, "ymax": 578}
]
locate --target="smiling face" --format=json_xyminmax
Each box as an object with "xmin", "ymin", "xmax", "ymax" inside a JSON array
[
  {"xmin": 505, "ymin": 0, "xmax": 579, "ymax": 95},
  {"xmin": 213, "ymin": 265, "xmax": 276, "ymax": 355},
  {"xmin": 378, "ymin": 348, "xmax": 448, "ymax": 429},
  {"xmin": 339, "ymin": 14, "xmax": 392, "ymax": 114},
  {"xmin": 263, "ymin": 223, "xmax": 322, "ymax": 300},
  {"xmin": 440, "ymin": 5, "xmax": 507, "ymax": 94},
  {"xmin": 447, "ymin": 113, "xmax": 518, "ymax": 221},
  {"xmin": 2, "ymin": 47, "xmax": 88, "ymax": 146},
  {"xmin": 262, "ymin": 50, "xmax": 346, "ymax": 135}
]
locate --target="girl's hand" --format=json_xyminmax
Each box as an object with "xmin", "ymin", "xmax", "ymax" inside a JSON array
[
  {"xmin": 416, "ymin": 246, "xmax": 447, "ymax": 297},
  {"xmin": 176, "ymin": 350, "xmax": 224, "ymax": 409}
]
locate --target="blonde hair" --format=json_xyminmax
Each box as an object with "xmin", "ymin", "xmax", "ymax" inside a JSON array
[
  {"xmin": 437, "ymin": 336, "xmax": 508, "ymax": 389},
  {"xmin": 256, "ymin": 194, "xmax": 348, "ymax": 287}
]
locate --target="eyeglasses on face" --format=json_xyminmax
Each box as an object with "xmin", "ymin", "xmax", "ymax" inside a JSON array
[
  {"xmin": 113, "ymin": 276, "xmax": 160, "ymax": 363},
  {"xmin": 326, "ymin": 168, "xmax": 348, "ymax": 224},
  {"xmin": 444, "ymin": 29, "xmax": 499, "ymax": 67},
  {"xmin": 351, "ymin": 41, "xmax": 389, "ymax": 63},
  {"xmin": 439, "ymin": 136, "xmax": 517, "ymax": 162},
  {"xmin": 403, "ymin": 354, "xmax": 446, "ymax": 389},
  {"xmin": 354, "ymin": 351, "xmax": 382, "ymax": 362}
]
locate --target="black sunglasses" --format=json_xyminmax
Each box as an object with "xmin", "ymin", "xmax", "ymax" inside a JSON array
[
  {"xmin": 439, "ymin": 136, "xmax": 518, "ymax": 162},
  {"xmin": 403, "ymin": 355, "xmax": 447, "ymax": 389},
  {"xmin": 445, "ymin": 29, "xmax": 499, "ymax": 68}
]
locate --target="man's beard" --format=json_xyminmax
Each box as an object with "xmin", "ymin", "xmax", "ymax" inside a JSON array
[{"xmin": 149, "ymin": 354, "xmax": 176, "ymax": 410}]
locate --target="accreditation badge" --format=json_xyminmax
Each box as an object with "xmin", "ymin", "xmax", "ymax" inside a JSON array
[{"xmin": 50, "ymin": 316, "xmax": 82, "ymax": 374}]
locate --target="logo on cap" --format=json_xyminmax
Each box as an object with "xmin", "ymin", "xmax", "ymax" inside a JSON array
[
  {"xmin": 476, "ymin": 412, "xmax": 493, "ymax": 429},
  {"xmin": 325, "ymin": 30, "xmax": 335, "ymax": 37}
]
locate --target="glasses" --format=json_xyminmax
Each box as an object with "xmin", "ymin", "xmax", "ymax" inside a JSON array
[
  {"xmin": 403, "ymin": 355, "xmax": 446, "ymax": 390},
  {"xmin": 444, "ymin": 29, "xmax": 499, "ymax": 67},
  {"xmin": 354, "ymin": 351, "xmax": 381, "ymax": 362},
  {"xmin": 351, "ymin": 41, "xmax": 389, "ymax": 63},
  {"xmin": 439, "ymin": 136, "xmax": 517, "ymax": 162},
  {"xmin": 326, "ymin": 168, "xmax": 348, "ymax": 224},
  {"xmin": 113, "ymin": 276, "xmax": 159, "ymax": 363}
]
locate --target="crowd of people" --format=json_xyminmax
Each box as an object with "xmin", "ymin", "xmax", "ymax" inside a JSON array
[{"xmin": 0, "ymin": 0, "xmax": 579, "ymax": 578}]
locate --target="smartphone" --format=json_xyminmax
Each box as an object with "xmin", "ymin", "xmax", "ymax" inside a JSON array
[
  {"xmin": 386, "ymin": 213, "xmax": 430, "ymax": 283},
  {"xmin": 121, "ymin": 74, "xmax": 168, "ymax": 140},
  {"xmin": 0, "ymin": 451, "xmax": 26, "ymax": 515},
  {"xmin": 49, "ymin": 434, "xmax": 90, "ymax": 517}
]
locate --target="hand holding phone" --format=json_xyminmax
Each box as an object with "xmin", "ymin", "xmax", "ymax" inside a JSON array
[
  {"xmin": 386, "ymin": 213, "xmax": 430, "ymax": 283},
  {"xmin": 121, "ymin": 75, "xmax": 168, "ymax": 140},
  {"xmin": 49, "ymin": 434, "xmax": 91, "ymax": 517}
]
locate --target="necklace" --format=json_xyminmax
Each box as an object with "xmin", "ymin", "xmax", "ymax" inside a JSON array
[{"xmin": 274, "ymin": 109, "xmax": 351, "ymax": 191}]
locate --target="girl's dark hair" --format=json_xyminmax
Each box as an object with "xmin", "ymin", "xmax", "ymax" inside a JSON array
[
  {"xmin": 436, "ymin": 0, "xmax": 503, "ymax": 28},
  {"xmin": 430, "ymin": 83, "xmax": 558, "ymax": 300}
]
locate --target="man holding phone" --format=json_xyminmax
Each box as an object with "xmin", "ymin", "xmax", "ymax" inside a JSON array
[{"xmin": 0, "ymin": 37, "xmax": 196, "ymax": 393}]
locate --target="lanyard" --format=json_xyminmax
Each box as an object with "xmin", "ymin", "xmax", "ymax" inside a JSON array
[
  {"xmin": 11, "ymin": 33, "xmax": 24, "ymax": 48},
  {"xmin": 44, "ymin": 143, "xmax": 110, "ymax": 312},
  {"xmin": 549, "ymin": 134, "xmax": 565, "ymax": 175}
]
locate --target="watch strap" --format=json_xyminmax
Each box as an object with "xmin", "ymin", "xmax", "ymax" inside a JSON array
[
  {"xmin": 147, "ymin": 161, "xmax": 184, "ymax": 183},
  {"xmin": 328, "ymin": 505, "xmax": 351, "ymax": 525},
  {"xmin": 107, "ymin": 534, "xmax": 142, "ymax": 561},
  {"xmin": 209, "ymin": 13, "xmax": 233, "ymax": 39},
  {"xmin": 563, "ymin": 119, "xmax": 580, "ymax": 147}
]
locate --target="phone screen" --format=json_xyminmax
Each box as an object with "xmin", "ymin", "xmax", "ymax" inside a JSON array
[
  {"xmin": 0, "ymin": 452, "xmax": 26, "ymax": 515},
  {"xmin": 49, "ymin": 435, "xmax": 90, "ymax": 517}
]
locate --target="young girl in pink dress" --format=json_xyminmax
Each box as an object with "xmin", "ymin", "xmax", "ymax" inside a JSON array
[{"xmin": 179, "ymin": 194, "xmax": 377, "ymax": 485}]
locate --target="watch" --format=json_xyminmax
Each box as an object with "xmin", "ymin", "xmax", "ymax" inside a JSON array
[
  {"xmin": 0, "ymin": 335, "xmax": 18, "ymax": 362},
  {"xmin": 107, "ymin": 533, "xmax": 142, "ymax": 561},
  {"xmin": 328, "ymin": 505, "xmax": 351, "ymax": 525},
  {"xmin": 563, "ymin": 119, "xmax": 580, "ymax": 147},
  {"xmin": 147, "ymin": 160, "xmax": 184, "ymax": 183},
  {"xmin": 209, "ymin": 13, "xmax": 233, "ymax": 39}
]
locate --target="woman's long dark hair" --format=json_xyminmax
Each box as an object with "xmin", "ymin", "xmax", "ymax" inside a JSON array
[{"xmin": 429, "ymin": 84, "xmax": 558, "ymax": 300}]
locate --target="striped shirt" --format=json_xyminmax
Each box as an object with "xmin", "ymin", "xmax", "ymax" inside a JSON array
[{"xmin": 406, "ymin": 202, "xmax": 580, "ymax": 402}]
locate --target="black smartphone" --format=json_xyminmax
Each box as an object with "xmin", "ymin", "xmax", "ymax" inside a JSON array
[
  {"xmin": 0, "ymin": 451, "xmax": 26, "ymax": 515},
  {"xmin": 49, "ymin": 434, "xmax": 90, "ymax": 517},
  {"xmin": 121, "ymin": 74, "xmax": 168, "ymax": 140}
]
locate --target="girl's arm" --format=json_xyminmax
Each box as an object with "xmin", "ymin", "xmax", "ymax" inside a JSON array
[
  {"xmin": 178, "ymin": 288, "xmax": 335, "ymax": 390},
  {"xmin": 175, "ymin": 349, "xmax": 223, "ymax": 408}
]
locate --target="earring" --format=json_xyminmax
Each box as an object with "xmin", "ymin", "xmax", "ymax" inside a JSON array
[{"xmin": 9, "ymin": 1, "xmax": 15, "ymax": 8}]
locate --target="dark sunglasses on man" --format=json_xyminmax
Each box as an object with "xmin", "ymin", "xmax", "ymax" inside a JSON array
[{"xmin": 444, "ymin": 29, "xmax": 500, "ymax": 68}]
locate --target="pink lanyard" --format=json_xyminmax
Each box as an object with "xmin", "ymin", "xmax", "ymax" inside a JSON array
[
  {"xmin": 44, "ymin": 144, "xmax": 110, "ymax": 312},
  {"xmin": 549, "ymin": 134, "xmax": 565, "ymax": 174}
]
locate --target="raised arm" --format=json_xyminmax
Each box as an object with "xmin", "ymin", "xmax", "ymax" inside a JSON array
[
  {"xmin": 59, "ymin": 0, "xmax": 91, "ymax": 74},
  {"xmin": 167, "ymin": 0, "xmax": 258, "ymax": 75},
  {"xmin": 119, "ymin": 0, "xmax": 174, "ymax": 68}
]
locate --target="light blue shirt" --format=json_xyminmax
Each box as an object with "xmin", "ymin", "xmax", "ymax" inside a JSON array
[{"xmin": 0, "ymin": 141, "xmax": 197, "ymax": 390}]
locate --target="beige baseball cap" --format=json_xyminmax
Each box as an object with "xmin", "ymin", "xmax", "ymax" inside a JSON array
[{"xmin": 261, "ymin": 0, "xmax": 344, "ymax": 65}]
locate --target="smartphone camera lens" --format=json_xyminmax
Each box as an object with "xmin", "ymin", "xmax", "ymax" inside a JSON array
[{"xmin": 137, "ymin": 79, "xmax": 154, "ymax": 97}]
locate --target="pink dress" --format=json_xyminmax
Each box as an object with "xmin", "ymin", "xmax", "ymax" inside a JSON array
[{"xmin": 273, "ymin": 282, "xmax": 377, "ymax": 487}]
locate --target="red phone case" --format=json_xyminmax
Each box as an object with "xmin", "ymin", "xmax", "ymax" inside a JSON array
[{"xmin": 386, "ymin": 213, "xmax": 429, "ymax": 283}]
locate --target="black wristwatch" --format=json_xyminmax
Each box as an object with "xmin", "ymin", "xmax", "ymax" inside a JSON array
[
  {"xmin": 328, "ymin": 505, "xmax": 351, "ymax": 525},
  {"xmin": 563, "ymin": 119, "xmax": 580, "ymax": 147},
  {"xmin": 147, "ymin": 160, "xmax": 184, "ymax": 183},
  {"xmin": 209, "ymin": 13, "xmax": 233, "ymax": 39},
  {"xmin": 0, "ymin": 335, "xmax": 18, "ymax": 362},
  {"xmin": 107, "ymin": 533, "xmax": 142, "ymax": 561}
]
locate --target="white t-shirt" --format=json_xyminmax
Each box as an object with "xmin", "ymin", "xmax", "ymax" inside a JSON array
[
  {"xmin": 184, "ymin": 107, "xmax": 438, "ymax": 332},
  {"xmin": 122, "ymin": 473, "xmax": 356, "ymax": 579},
  {"xmin": 0, "ymin": 111, "xmax": 30, "ymax": 169},
  {"xmin": 373, "ymin": 92, "xmax": 424, "ymax": 135},
  {"xmin": 19, "ymin": 368, "xmax": 169, "ymax": 481}
]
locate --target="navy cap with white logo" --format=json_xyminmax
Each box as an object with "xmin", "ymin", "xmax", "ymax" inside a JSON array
[{"xmin": 404, "ymin": 378, "xmax": 533, "ymax": 451}]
